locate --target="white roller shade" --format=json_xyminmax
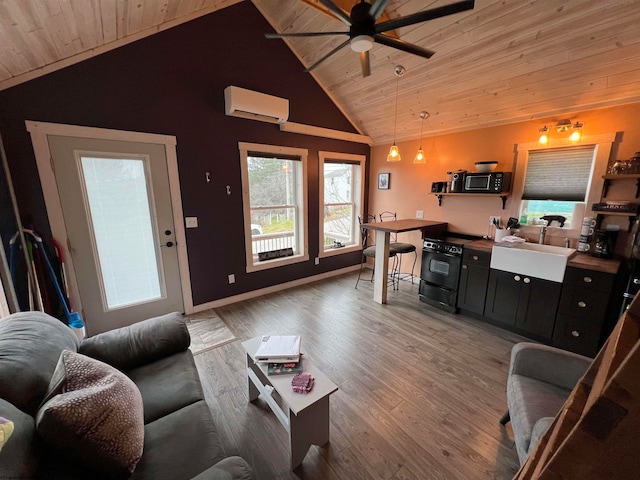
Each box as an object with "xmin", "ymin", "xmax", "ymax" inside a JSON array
[{"xmin": 523, "ymin": 146, "xmax": 595, "ymax": 201}]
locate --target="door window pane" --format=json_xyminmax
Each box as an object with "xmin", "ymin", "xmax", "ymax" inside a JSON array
[{"xmin": 80, "ymin": 156, "xmax": 161, "ymax": 309}]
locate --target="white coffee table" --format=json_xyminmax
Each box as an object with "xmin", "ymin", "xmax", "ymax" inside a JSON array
[{"xmin": 242, "ymin": 337, "xmax": 338, "ymax": 469}]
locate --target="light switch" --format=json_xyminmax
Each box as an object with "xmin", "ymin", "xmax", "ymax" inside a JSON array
[
  {"xmin": 185, "ymin": 217, "xmax": 198, "ymax": 228},
  {"xmin": 228, "ymin": 274, "xmax": 235, "ymax": 284},
  {"xmin": 416, "ymin": 210, "xmax": 424, "ymax": 219}
]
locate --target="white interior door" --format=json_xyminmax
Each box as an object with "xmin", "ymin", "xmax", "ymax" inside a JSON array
[{"xmin": 48, "ymin": 135, "xmax": 183, "ymax": 334}]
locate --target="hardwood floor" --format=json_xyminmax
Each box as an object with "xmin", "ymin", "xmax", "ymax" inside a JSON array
[{"xmin": 193, "ymin": 272, "xmax": 525, "ymax": 479}]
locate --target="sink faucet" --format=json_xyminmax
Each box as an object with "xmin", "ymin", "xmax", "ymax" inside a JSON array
[{"xmin": 539, "ymin": 226, "xmax": 547, "ymax": 244}]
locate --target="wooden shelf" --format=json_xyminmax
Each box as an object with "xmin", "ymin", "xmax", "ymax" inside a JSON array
[
  {"xmin": 601, "ymin": 174, "xmax": 640, "ymax": 198},
  {"xmin": 431, "ymin": 192, "xmax": 510, "ymax": 209},
  {"xmin": 591, "ymin": 211, "xmax": 639, "ymax": 231}
]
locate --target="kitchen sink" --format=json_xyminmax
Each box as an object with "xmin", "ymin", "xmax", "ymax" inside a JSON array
[{"xmin": 490, "ymin": 242, "xmax": 577, "ymax": 282}]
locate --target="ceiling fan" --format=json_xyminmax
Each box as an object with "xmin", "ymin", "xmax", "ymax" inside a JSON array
[{"xmin": 265, "ymin": 0, "xmax": 475, "ymax": 77}]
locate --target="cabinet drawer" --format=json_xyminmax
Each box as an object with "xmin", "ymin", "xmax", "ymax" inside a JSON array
[
  {"xmin": 558, "ymin": 285, "xmax": 609, "ymax": 319},
  {"xmin": 553, "ymin": 313, "xmax": 601, "ymax": 357},
  {"xmin": 462, "ymin": 249, "xmax": 491, "ymax": 267},
  {"xmin": 563, "ymin": 267, "xmax": 614, "ymax": 291}
]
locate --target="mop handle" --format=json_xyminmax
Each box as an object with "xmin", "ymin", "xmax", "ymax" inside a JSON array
[{"xmin": 23, "ymin": 230, "xmax": 72, "ymax": 319}]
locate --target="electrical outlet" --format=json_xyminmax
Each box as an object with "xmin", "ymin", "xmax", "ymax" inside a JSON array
[
  {"xmin": 315, "ymin": 257, "xmax": 319, "ymax": 265},
  {"xmin": 416, "ymin": 210, "xmax": 424, "ymax": 219},
  {"xmin": 489, "ymin": 216, "xmax": 500, "ymax": 226},
  {"xmin": 185, "ymin": 217, "xmax": 198, "ymax": 228},
  {"xmin": 228, "ymin": 274, "xmax": 235, "ymax": 284}
]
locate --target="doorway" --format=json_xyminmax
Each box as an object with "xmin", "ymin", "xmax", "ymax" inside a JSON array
[{"xmin": 27, "ymin": 122, "xmax": 192, "ymax": 335}]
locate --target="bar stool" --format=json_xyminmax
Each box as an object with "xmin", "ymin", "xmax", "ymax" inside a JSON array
[
  {"xmin": 379, "ymin": 211, "xmax": 417, "ymax": 287},
  {"xmin": 355, "ymin": 214, "xmax": 398, "ymax": 290}
]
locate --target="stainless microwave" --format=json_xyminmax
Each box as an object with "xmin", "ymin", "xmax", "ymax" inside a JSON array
[{"xmin": 463, "ymin": 172, "xmax": 512, "ymax": 193}]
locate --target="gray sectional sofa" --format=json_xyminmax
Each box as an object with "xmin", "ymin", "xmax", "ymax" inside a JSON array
[
  {"xmin": 501, "ymin": 342, "xmax": 592, "ymax": 464},
  {"xmin": 0, "ymin": 310, "xmax": 254, "ymax": 480}
]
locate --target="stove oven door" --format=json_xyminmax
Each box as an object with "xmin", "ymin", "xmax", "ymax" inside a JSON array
[{"xmin": 420, "ymin": 249, "xmax": 461, "ymax": 291}]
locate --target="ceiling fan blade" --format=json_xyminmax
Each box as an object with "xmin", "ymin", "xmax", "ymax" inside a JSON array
[
  {"xmin": 374, "ymin": 34, "xmax": 435, "ymax": 59},
  {"xmin": 360, "ymin": 51, "xmax": 371, "ymax": 77},
  {"xmin": 375, "ymin": 0, "xmax": 475, "ymax": 33},
  {"xmin": 318, "ymin": 0, "xmax": 352, "ymax": 26},
  {"xmin": 265, "ymin": 31, "xmax": 348, "ymax": 38},
  {"xmin": 305, "ymin": 39, "xmax": 350, "ymax": 72},
  {"xmin": 369, "ymin": 0, "xmax": 391, "ymax": 20}
]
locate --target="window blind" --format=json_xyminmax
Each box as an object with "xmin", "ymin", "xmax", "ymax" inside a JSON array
[{"xmin": 522, "ymin": 146, "xmax": 595, "ymax": 201}]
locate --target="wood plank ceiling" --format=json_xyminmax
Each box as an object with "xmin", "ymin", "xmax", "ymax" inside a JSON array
[{"xmin": 1, "ymin": 0, "xmax": 640, "ymax": 145}]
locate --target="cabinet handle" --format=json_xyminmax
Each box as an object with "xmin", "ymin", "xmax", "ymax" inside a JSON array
[
  {"xmin": 462, "ymin": 265, "xmax": 468, "ymax": 270},
  {"xmin": 523, "ymin": 277, "xmax": 531, "ymax": 284},
  {"xmin": 571, "ymin": 330, "xmax": 580, "ymax": 337},
  {"xmin": 583, "ymin": 276, "xmax": 592, "ymax": 283},
  {"xmin": 514, "ymin": 275, "xmax": 521, "ymax": 282},
  {"xmin": 472, "ymin": 255, "xmax": 479, "ymax": 261},
  {"xmin": 578, "ymin": 301, "xmax": 587, "ymax": 308}
]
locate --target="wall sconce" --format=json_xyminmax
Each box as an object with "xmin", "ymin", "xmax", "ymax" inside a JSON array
[
  {"xmin": 414, "ymin": 111, "xmax": 429, "ymax": 164},
  {"xmin": 538, "ymin": 120, "xmax": 584, "ymax": 144},
  {"xmin": 387, "ymin": 65, "xmax": 405, "ymax": 162},
  {"xmin": 570, "ymin": 121, "xmax": 583, "ymax": 142},
  {"xmin": 555, "ymin": 119, "xmax": 572, "ymax": 132},
  {"xmin": 538, "ymin": 126, "xmax": 549, "ymax": 145}
]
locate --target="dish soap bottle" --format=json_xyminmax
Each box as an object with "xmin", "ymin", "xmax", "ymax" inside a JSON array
[{"xmin": 519, "ymin": 208, "xmax": 528, "ymax": 226}]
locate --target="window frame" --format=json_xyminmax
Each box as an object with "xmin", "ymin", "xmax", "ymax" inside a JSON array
[
  {"xmin": 239, "ymin": 142, "xmax": 309, "ymax": 273},
  {"xmin": 511, "ymin": 133, "xmax": 616, "ymax": 235},
  {"xmin": 318, "ymin": 151, "xmax": 366, "ymax": 258}
]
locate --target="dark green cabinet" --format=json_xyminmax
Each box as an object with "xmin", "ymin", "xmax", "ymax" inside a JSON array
[
  {"xmin": 457, "ymin": 249, "xmax": 490, "ymax": 315},
  {"xmin": 485, "ymin": 269, "xmax": 561, "ymax": 338}
]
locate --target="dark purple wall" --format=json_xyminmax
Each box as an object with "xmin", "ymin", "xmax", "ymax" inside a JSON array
[{"xmin": 0, "ymin": 2, "xmax": 370, "ymax": 306}]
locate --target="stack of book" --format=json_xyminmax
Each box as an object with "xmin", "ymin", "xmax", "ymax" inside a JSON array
[{"xmin": 253, "ymin": 335, "xmax": 302, "ymax": 375}]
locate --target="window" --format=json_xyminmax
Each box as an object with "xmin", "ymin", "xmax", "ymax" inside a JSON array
[
  {"xmin": 239, "ymin": 143, "xmax": 308, "ymax": 272},
  {"xmin": 319, "ymin": 151, "xmax": 366, "ymax": 256},
  {"xmin": 519, "ymin": 146, "xmax": 595, "ymax": 228}
]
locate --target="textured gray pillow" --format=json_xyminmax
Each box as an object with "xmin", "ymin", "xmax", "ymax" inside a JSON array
[{"xmin": 36, "ymin": 350, "xmax": 144, "ymax": 477}]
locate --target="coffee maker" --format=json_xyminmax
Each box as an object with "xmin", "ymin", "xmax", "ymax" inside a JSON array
[{"xmin": 591, "ymin": 229, "xmax": 618, "ymax": 258}]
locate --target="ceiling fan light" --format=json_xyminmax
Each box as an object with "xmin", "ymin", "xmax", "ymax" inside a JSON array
[
  {"xmin": 350, "ymin": 35, "xmax": 374, "ymax": 52},
  {"xmin": 387, "ymin": 144, "xmax": 401, "ymax": 162}
]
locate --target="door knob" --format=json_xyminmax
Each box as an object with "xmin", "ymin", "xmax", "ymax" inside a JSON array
[
  {"xmin": 161, "ymin": 241, "xmax": 174, "ymax": 248},
  {"xmin": 578, "ymin": 301, "xmax": 586, "ymax": 308},
  {"xmin": 514, "ymin": 275, "xmax": 521, "ymax": 282},
  {"xmin": 523, "ymin": 277, "xmax": 530, "ymax": 284}
]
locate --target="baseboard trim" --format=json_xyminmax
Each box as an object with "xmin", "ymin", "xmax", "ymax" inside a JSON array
[{"xmin": 192, "ymin": 265, "xmax": 361, "ymax": 313}]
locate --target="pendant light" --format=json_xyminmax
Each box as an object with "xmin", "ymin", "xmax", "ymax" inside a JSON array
[
  {"xmin": 414, "ymin": 111, "xmax": 429, "ymax": 164},
  {"xmin": 387, "ymin": 65, "xmax": 405, "ymax": 162}
]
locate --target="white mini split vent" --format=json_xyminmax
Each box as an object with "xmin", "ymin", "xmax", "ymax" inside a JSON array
[{"xmin": 224, "ymin": 86, "xmax": 289, "ymax": 124}]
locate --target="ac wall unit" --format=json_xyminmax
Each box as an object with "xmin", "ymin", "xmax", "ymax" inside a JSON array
[{"xmin": 224, "ymin": 86, "xmax": 289, "ymax": 124}]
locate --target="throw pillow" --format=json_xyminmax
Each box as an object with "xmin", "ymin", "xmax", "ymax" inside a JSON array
[
  {"xmin": 36, "ymin": 350, "xmax": 144, "ymax": 477},
  {"xmin": 0, "ymin": 417, "xmax": 14, "ymax": 451}
]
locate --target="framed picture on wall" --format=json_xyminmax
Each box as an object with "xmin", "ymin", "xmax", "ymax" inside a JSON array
[{"xmin": 378, "ymin": 173, "xmax": 390, "ymax": 190}]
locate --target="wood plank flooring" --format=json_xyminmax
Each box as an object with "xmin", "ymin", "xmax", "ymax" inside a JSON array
[{"xmin": 193, "ymin": 272, "xmax": 525, "ymax": 479}]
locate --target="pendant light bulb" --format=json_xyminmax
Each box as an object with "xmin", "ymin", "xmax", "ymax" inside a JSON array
[
  {"xmin": 387, "ymin": 144, "xmax": 401, "ymax": 162},
  {"xmin": 414, "ymin": 111, "xmax": 428, "ymax": 164},
  {"xmin": 387, "ymin": 65, "xmax": 405, "ymax": 163}
]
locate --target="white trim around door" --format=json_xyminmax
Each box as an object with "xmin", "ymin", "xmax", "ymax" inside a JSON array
[{"xmin": 25, "ymin": 120, "xmax": 194, "ymax": 317}]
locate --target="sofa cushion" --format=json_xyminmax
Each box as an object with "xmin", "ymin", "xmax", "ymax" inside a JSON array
[
  {"xmin": 126, "ymin": 350, "xmax": 205, "ymax": 424},
  {"xmin": 0, "ymin": 311, "xmax": 79, "ymax": 415},
  {"xmin": 0, "ymin": 399, "xmax": 40, "ymax": 479},
  {"xmin": 36, "ymin": 351, "xmax": 144, "ymax": 477},
  {"xmin": 79, "ymin": 312, "xmax": 190, "ymax": 371},
  {"xmin": 508, "ymin": 373, "xmax": 572, "ymax": 463},
  {"xmin": 131, "ymin": 400, "xmax": 226, "ymax": 480}
]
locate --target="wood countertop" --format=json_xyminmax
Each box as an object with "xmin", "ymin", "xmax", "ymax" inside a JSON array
[
  {"xmin": 361, "ymin": 219, "xmax": 447, "ymax": 234},
  {"xmin": 465, "ymin": 239, "xmax": 621, "ymax": 275}
]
